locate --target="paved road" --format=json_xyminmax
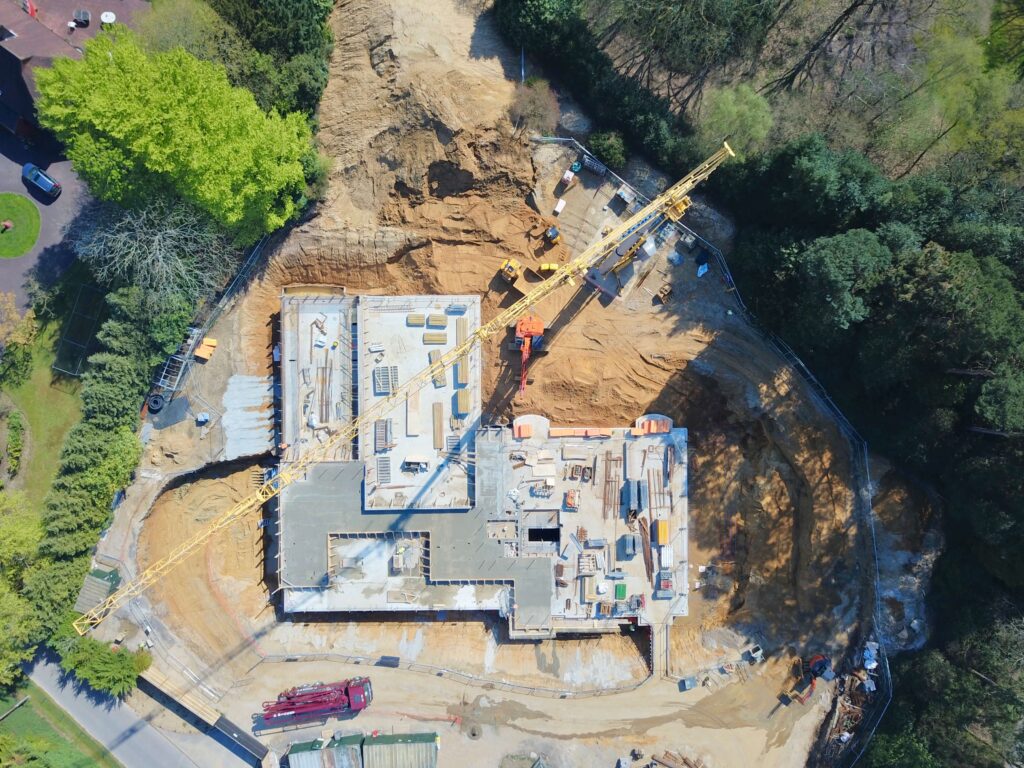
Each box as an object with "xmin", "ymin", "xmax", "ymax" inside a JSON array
[
  {"xmin": 28, "ymin": 658, "xmax": 256, "ymax": 768},
  {"xmin": 0, "ymin": 131, "xmax": 84, "ymax": 305}
]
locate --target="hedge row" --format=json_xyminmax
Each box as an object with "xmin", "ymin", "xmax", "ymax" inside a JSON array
[
  {"xmin": 6, "ymin": 411, "xmax": 22, "ymax": 477},
  {"xmin": 24, "ymin": 287, "xmax": 190, "ymax": 688}
]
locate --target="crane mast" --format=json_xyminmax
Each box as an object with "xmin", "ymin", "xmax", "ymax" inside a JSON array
[{"xmin": 72, "ymin": 142, "xmax": 734, "ymax": 635}]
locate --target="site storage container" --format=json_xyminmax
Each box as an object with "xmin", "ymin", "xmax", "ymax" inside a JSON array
[{"xmin": 654, "ymin": 518, "xmax": 669, "ymax": 545}]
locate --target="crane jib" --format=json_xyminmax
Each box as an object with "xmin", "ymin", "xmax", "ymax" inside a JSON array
[{"xmin": 71, "ymin": 142, "xmax": 733, "ymax": 635}]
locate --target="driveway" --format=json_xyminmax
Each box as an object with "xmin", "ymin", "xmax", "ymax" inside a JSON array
[
  {"xmin": 0, "ymin": 130, "xmax": 85, "ymax": 306},
  {"xmin": 28, "ymin": 656, "xmax": 256, "ymax": 768}
]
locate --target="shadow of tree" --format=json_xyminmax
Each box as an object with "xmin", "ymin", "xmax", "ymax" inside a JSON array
[{"xmin": 466, "ymin": 4, "xmax": 521, "ymax": 82}]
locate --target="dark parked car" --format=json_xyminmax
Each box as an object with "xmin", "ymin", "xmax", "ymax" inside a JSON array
[{"xmin": 22, "ymin": 163, "xmax": 61, "ymax": 198}]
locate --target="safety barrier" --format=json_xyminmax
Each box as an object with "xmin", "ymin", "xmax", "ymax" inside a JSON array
[{"xmin": 131, "ymin": 139, "xmax": 889, "ymax": 758}]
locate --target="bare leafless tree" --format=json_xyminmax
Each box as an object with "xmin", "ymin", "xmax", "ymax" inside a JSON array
[
  {"xmin": 71, "ymin": 199, "xmax": 241, "ymax": 302},
  {"xmin": 509, "ymin": 79, "xmax": 560, "ymax": 136}
]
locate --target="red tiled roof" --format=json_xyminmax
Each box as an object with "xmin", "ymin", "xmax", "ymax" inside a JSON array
[
  {"xmin": 0, "ymin": 0, "xmax": 148, "ymax": 62},
  {"xmin": 0, "ymin": 0, "xmax": 148, "ymax": 102}
]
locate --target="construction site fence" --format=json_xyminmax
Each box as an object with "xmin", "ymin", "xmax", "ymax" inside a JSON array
[
  {"xmin": 256, "ymin": 653, "xmax": 648, "ymax": 700},
  {"xmin": 189, "ymin": 234, "xmax": 272, "ymax": 357},
  {"xmin": 154, "ymin": 233, "xmax": 273, "ymax": 394},
  {"xmin": 701, "ymin": 217, "xmax": 891, "ymax": 768},
  {"xmin": 534, "ymin": 135, "xmax": 891, "ymax": 765}
]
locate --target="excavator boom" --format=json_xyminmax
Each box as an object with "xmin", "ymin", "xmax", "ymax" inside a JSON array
[{"xmin": 72, "ymin": 142, "xmax": 734, "ymax": 635}]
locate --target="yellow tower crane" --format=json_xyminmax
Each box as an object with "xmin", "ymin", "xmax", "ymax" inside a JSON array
[{"xmin": 72, "ymin": 141, "xmax": 734, "ymax": 636}]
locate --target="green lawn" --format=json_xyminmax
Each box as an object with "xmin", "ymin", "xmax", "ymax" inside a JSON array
[
  {"xmin": 0, "ymin": 681, "xmax": 121, "ymax": 767},
  {"xmin": 6, "ymin": 322, "xmax": 82, "ymax": 512},
  {"xmin": 0, "ymin": 193, "xmax": 40, "ymax": 258}
]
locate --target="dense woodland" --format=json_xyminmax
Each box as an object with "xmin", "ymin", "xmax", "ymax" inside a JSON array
[
  {"xmin": 0, "ymin": 0, "xmax": 333, "ymax": 761},
  {"xmin": 497, "ymin": 0, "xmax": 1024, "ymax": 765}
]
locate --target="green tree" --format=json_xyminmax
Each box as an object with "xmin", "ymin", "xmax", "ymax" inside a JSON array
[
  {"xmin": 864, "ymin": 727, "xmax": 940, "ymax": 768},
  {"xmin": 206, "ymin": 0, "xmax": 332, "ymax": 59},
  {"xmin": 141, "ymin": 0, "xmax": 329, "ymax": 115},
  {"xmin": 36, "ymin": 29, "xmax": 311, "ymax": 244},
  {"xmin": 6, "ymin": 410, "xmax": 23, "ymax": 476},
  {"xmin": 988, "ymin": 0, "xmax": 1024, "ymax": 76},
  {"xmin": 0, "ymin": 733, "xmax": 55, "ymax": 767},
  {"xmin": 0, "ymin": 343, "xmax": 32, "ymax": 388},
  {"xmin": 883, "ymin": 173, "xmax": 954, "ymax": 237},
  {"xmin": 0, "ymin": 580, "xmax": 40, "ymax": 686},
  {"xmin": 948, "ymin": 445, "xmax": 1024, "ymax": 587},
  {"xmin": 942, "ymin": 220, "xmax": 1024, "ymax": 282},
  {"xmin": 784, "ymin": 229, "xmax": 893, "ymax": 337},
  {"xmin": 588, "ymin": 131, "xmax": 627, "ymax": 170},
  {"xmin": 141, "ymin": 0, "xmax": 278, "ymax": 108},
  {"xmin": 721, "ymin": 134, "xmax": 891, "ymax": 234},
  {"xmin": 976, "ymin": 363, "xmax": 1024, "ymax": 433},
  {"xmin": 21, "ymin": 560, "xmax": 89, "ymax": 640},
  {"xmin": 0, "ymin": 491, "xmax": 39, "ymax": 581},
  {"xmin": 496, "ymin": 0, "xmax": 579, "ymax": 49},
  {"xmin": 694, "ymin": 85, "xmax": 772, "ymax": 159},
  {"xmin": 55, "ymin": 634, "xmax": 151, "ymax": 698}
]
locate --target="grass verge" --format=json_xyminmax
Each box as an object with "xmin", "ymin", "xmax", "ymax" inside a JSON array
[
  {"xmin": 6, "ymin": 322, "xmax": 82, "ymax": 512},
  {"xmin": 0, "ymin": 680, "xmax": 122, "ymax": 767}
]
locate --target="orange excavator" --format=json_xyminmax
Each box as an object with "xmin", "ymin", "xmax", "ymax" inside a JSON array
[{"xmin": 515, "ymin": 315, "xmax": 545, "ymax": 395}]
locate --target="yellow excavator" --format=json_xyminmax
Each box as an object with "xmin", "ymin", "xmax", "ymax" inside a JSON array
[
  {"xmin": 73, "ymin": 142, "xmax": 734, "ymax": 635},
  {"xmin": 499, "ymin": 231, "xmax": 562, "ymax": 284}
]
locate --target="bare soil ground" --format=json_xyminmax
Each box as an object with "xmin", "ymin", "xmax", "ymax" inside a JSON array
[
  {"xmin": 125, "ymin": 0, "xmax": 886, "ymax": 764},
  {"xmin": 137, "ymin": 464, "xmax": 267, "ymax": 681},
  {"xmin": 215, "ymin": 655, "xmax": 833, "ymax": 768}
]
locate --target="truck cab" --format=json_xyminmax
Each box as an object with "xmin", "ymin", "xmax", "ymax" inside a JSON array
[{"xmin": 347, "ymin": 677, "xmax": 373, "ymax": 711}]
